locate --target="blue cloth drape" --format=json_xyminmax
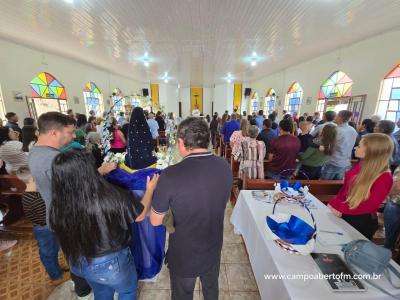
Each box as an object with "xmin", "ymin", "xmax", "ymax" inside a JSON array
[{"xmin": 106, "ymin": 169, "xmax": 166, "ymax": 280}]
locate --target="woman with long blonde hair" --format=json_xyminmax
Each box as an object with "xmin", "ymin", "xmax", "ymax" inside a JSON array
[
  {"xmin": 328, "ymin": 133, "xmax": 394, "ymax": 239},
  {"xmin": 230, "ymin": 118, "xmax": 249, "ymax": 156}
]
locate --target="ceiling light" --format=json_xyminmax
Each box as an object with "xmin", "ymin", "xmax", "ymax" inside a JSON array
[
  {"xmin": 164, "ymin": 79, "xmax": 169, "ymax": 83},
  {"xmin": 144, "ymin": 60, "xmax": 149, "ymax": 67},
  {"xmin": 251, "ymin": 60, "xmax": 257, "ymax": 67},
  {"xmin": 227, "ymin": 79, "xmax": 232, "ymax": 83},
  {"xmin": 144, "ymin": 52, "xmax": 148, "ymax": 58},
  {"xmin": 252, "ymin": 51, "xmax": 257, "ymax": 57},
  {"xmin": 64, "ymin": 0, "xmax": 73, "ymax": 3},
  {"xmin": 178, "ymin": 84, "xmax": 181, "ymax": 89}
]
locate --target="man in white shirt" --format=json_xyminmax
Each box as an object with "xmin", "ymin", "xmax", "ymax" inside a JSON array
[{"xmin": 147, "ymin": 112, "xmax": 159, "ymax": 139}]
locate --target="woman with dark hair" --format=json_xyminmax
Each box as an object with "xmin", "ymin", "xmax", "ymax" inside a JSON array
[
  {"xmin": 0, "ymin": 127, "xmax": 28, "ymax": 174},
  {"xmin": 109, "ymin": 117, "xmax": 127, "ymax": 153},
  {"xmin": 297, "ymin": 124, "xmax": 337, "ymax": 179},
  {"xmin": 50, "ymin": 150, "xmax": 159, "ymax": 299},
  {"xmin": 85, "ymin": 116, "xmax": 97, "ymax": 134},
  {"xmin": 22, "ymin": 117, "xmax": 38, "ymax": 152},
  {"xmin": 155, "ymin": 111, "xmax": 166, "ymax": 131}
]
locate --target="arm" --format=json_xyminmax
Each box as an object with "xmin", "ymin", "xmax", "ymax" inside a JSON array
[
  {"xmin": 118, "ymin": 130, "xmax": 127, "ymax": 146},
  {"xmin": 298, "ymin": 147, "xmax": 314, "ymax": 161},
  {"xmin": 150, "ymin": 173, "xmax": 171, "ymax": 226},
  {"xmin": 98, "ymin": 162, "xmax": 117, "ymax": 175},
  {"xmin": 135, "ymin": 174, "xmax": 159, "ymax": 222},
  {"xmin": 265, "ymin": 153, "xmax": 273, "ymax": 162}
]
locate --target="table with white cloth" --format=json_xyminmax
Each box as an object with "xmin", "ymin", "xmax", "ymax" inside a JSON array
[{"xmin": 230, "ymin": 190, "xmax": 400, "ymax": 300}]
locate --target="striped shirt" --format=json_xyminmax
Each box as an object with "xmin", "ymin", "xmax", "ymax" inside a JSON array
[
  {"xmin": 21, "ymin": 192, "xmax": 46, "ymax": 226},
  {"xmin": 0, "ymin": 141, "xmax": 29, "ymax": 174}
]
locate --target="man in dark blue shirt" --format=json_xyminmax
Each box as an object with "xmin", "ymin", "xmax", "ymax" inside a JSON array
[
  {"xmin": 220, "ymin": 113, "xmax": 240, "ymax": 143},
  {"xmin": 257, "ymin": 119, "xmax": 277, "ymax": 157}
]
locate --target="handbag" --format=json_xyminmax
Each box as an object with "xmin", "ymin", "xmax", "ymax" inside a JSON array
[{"xmin": 342, "ymin": 239, "xmax": 400, "ymax": 298}]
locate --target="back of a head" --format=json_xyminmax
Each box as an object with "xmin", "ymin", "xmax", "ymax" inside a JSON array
[
  {"xmin": 5, "ymin": 112, "xmax": 16, "ymax": 121},
  {"xmin": 88, "ymin": 116, "xmax": 96, "ymax": 123},
  {"xmin": 258, "ymin": 110, "xmax": 263, "ymax": 116},
  {"xmin": 177, "ymin": 117, "xmax": 210, "ymax": 149},
  {"xmin": 363, "ymin": 133, "xmax": 394, "ymax": 162},
  {"xmin": 87, "ymin": 132, "xmax": 101, "ymax": 144},
  {"xmin": 249, "ymin": 118, "xmax": 257, "ymax": 126},
  {"xmin": 23, "ymin": 117, "xmax": 35, "ymax": 126},
  {"xmin": 338, "ymin": 110, "xmax": 353, "ymax": 123},
  {"xmin": 38, "ymin": 112, "xmax": 76, "ymax": 134},
  {"xmin": 268, "ymin": 113, "xmax": 275, "ymax": 122},
  {"xmin": 263, "ymin": 118, "xmax": 272, "ymax": 129},
  {"xmin": 298, "ymin": 116, "xmax": 305, "ymax": 123},
  {"xmin": 362, "ymin": 119, "xmax": 375, "ymax": 133},
  {"xmin": 0, "ymin": 127, "xmax": 11, "ymax": 145},
  {"xmin": 76, "ymin": 114, "xmax": 87, "ymax": 128},
  {"xmin": 306, "ymin": 116, "xmax": 313, "ymax": 122},
  {"xmin": 240, "ymin": 119, "xmax": 249, "ymax": 136},
  {"xmin": 378, "ymin": 120, "xmax": 395, "ymax": 135},
  {"xmin": 50, "ymin": 149, "xmax": 137, "ymax": 264},
  {"xmin": 325, "ymin": 111, "xmax": 336, "ymax": 122},
  {"xmin": 248, "ymin": 125, "xmax": 259, "ymax": 139},
  {"xmin": 231, "ymin": 113, "xmax": 237, "ymax": 121},
  {"xmin": 279, "ymin": 119, "xmax": 293, "ymax": 133},
  {"xmin": 16, "ymin": 166, "xmax": 32, "ymax": 184}
]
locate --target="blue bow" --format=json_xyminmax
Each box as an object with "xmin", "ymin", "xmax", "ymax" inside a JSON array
[
  {"xmin": 280, "ymin": 180, "xmax": 302, "ymax": 192},
  {"xmin": 266, "ymin": 215, "xmax": 315, "ymax": 245}
]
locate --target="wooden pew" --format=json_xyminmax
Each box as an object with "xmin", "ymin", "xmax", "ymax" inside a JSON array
[
  {"xmin": 242, "ymin": 177, "xmax": 343, "ymax": 203},
  {"xmin": 0, "ymin": 175, "xmax": 26, "ymax": 226}
]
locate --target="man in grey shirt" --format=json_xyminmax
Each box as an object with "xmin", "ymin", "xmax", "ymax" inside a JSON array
[
  {"xmin": 311, "ymin": 111, "xmax": 337, "ymax": 137},
  {"xmin": 321, "ymin": 110, "xmax": 357, "ymax": 180},
  {"xmin": 29, "ymin": 112, "xmax": 116, "ymax": 290}
]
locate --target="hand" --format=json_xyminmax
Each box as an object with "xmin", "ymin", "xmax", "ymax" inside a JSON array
[
  {"xmin": 146, "ymin": 174, "xmax": 159, "ymax": 192},
  {"xmin": 328, "ymin": 204, "xmax": 342, "ymax": 218},
  {"xmin": 98, "ymin": 162, "xmax": 117, "ymax": 175}
]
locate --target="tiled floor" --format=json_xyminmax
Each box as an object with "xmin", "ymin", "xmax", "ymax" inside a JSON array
[{"xmin": 0, "ymin": 203, "xmax": 260, "ymax": 300}]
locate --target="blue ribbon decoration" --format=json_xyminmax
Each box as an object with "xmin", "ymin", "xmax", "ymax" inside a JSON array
[
  {"xmin": 280, "ymin": 180, "xmax": 302, "ymax": 193},
  {"xmin": 266, "ymin": 215, "xmax": 316, "ymax": 245}
]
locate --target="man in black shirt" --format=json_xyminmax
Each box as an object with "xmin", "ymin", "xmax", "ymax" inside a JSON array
[
  {"xmin": 150, "ymin": 117, "xmax": 233, "ymax": 300},
  {"xmin": 257, "ymin": 118, "xmax": 277, "ymax": 156}
]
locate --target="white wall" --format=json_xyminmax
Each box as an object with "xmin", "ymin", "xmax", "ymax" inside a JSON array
[
  {"xmin": 0, "ymin": 38, "xmax": 148, "ymax": 122},
  {"xmin": 251, "ymin": 29, "xmax": 400, "ymax": 120}
]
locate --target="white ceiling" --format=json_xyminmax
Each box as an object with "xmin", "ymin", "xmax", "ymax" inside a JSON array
[{"xmin": 1, "ymin": 0, "xmax": 400, "ymax": 87}]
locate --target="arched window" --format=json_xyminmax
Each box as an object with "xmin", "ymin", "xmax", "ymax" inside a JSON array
[
  {"xmin": 264, "ymin": 88, "xmax": 276, "ymax": 116},
  {"xmin": 29, "ymin": 72, "xmax": 68, "ymax": 119},
  {"xmin": 112, "ymin": 88, "xmax": 125, "ymax": 116},
  {"xmin": 250, "ymin": 91, "xmax": 259, "ymax": 114},
  {"xmin": 83, "ymin": 82, "xmax": 104, "ymax": 117},
  {"xmin": 377, "ymin": 64, "xmax": 400, "ymax": 122},
  {"xmin": 285, "ymin": 82, "xmax": 303, "ymax": 114},
  {"xmin": 317, "ymin": 71, "xmax": 353, "ymax": 114}
]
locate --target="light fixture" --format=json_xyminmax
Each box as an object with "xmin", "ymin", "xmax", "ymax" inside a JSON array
[
  {"xmin": 144, "ymin": 52, "xmax": 148, "ymax": 58},
  {"xmin": 251, "ymin": 60, "xmax": 257, "ymax": 67},
  {"xmin": 64, "ymin": 0, "xmax": 73, "ymax": 3},
  {"xmin": 227, "ymin": 79, "xmax": 232, "ymax": 83},
  {"xmin": 162, "ymin": 71, "xmax": 170, "ymax": 83},
  {"xmin": 226, "ymin": 73, "xmax": 233, "ymax": 83},
  {"xmin": 250, "ymin": 51, "xmax": 258, "ymax": 67},
  {"xmin": 144, "ymin": 60, "xmax": 149, "ymax": 67},
  {"xmin": 164, "ymin": 79, "xmax": 169, "ymax": 83},
  {"xmin": 252, "ymin": 51, "xmax": 257, "ymax": 57}
]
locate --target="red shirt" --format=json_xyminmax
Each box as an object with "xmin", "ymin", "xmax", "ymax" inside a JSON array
[
  {"xmin": 268, "ymin": 134, "xmax": 301, "ymax": 173},
  {"xmin": 329, "ymin": 163, "xmax": 393, "ymax": 215}
]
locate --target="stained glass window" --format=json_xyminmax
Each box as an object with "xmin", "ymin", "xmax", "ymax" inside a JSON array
[
  {"xmin": 28, "ymin": 72, "xmax": 68, "ymax": 118},
  {"xmin": 30, "ymin": 72, "xmax": 67, "ymax": 100},
  {"xmin": 250, "ymin": 92, "xmax": 258, "ymax": 114},
  {"xmin": 377, "ymin": 64, "xmax": 400, "ymax": 122},
  {"xmin": 285, "ymin": 82, "xmax": 303, "ymax": 114},
  {"xmin": 83, "ymin": 82, "xmax": 104, "ymax": 117},
  {"xmin": 317, "ymin": 71, "xmax": 353, "ymax": 115},
  {"xmin": 112, "ymin": 88, "xmax": 125, "ymax": 116},
  {"xmin": 264, "ymin": 88, "xmax": 276, "ymax": 115}
]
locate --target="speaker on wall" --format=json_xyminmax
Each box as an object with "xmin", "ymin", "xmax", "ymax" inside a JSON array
[
  {"xmin": 244, "ymin": 88, "xmax": 252, "ymax": 97},
  {"xmin": 143, "ymin": 88, "xmax": 149, "ymax": 97}
]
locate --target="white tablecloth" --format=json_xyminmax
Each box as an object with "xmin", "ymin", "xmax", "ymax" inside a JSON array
[{"xmin": 231, "ymin": 190, "xmax": 400, "ymax": 300}]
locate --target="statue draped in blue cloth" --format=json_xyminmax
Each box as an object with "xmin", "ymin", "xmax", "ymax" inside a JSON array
[{"xmin": 106, "ymin": 107, "xmax": 166, "ymax": 280}]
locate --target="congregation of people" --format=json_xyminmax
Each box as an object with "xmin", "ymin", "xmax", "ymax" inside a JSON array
[
  {"xmin": 208, "ymin": 108, "xmax": 400, "ymax": 245},
  {"xmin": 3, "ymin": 106, "xmax": 400, "ymax": 299}
]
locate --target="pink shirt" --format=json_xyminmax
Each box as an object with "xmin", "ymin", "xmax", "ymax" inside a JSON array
[
  {"xmin": 329, "ymin": 163, "xmax": 393, "ymax": 215},
  {"xmin": 111, "ymin": 130, "xmax": 125, "ymax": 149}
]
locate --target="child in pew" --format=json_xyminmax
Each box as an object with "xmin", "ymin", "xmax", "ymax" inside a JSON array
[
  {"xmin": 16, "ymin": 167, "xmax": 92, "ymax": 296},
  {"xmin": 16, "ymin": 167, "xmax": 68, "ymax": 282},
  {"xmin": 296, "ymin": 124, "xmax": 337, "ymax": 180}
]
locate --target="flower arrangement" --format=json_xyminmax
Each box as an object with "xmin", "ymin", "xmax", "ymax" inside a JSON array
[{"xmin": 104, "ymin": 152, "xmax": 127, "ymax": 164}]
